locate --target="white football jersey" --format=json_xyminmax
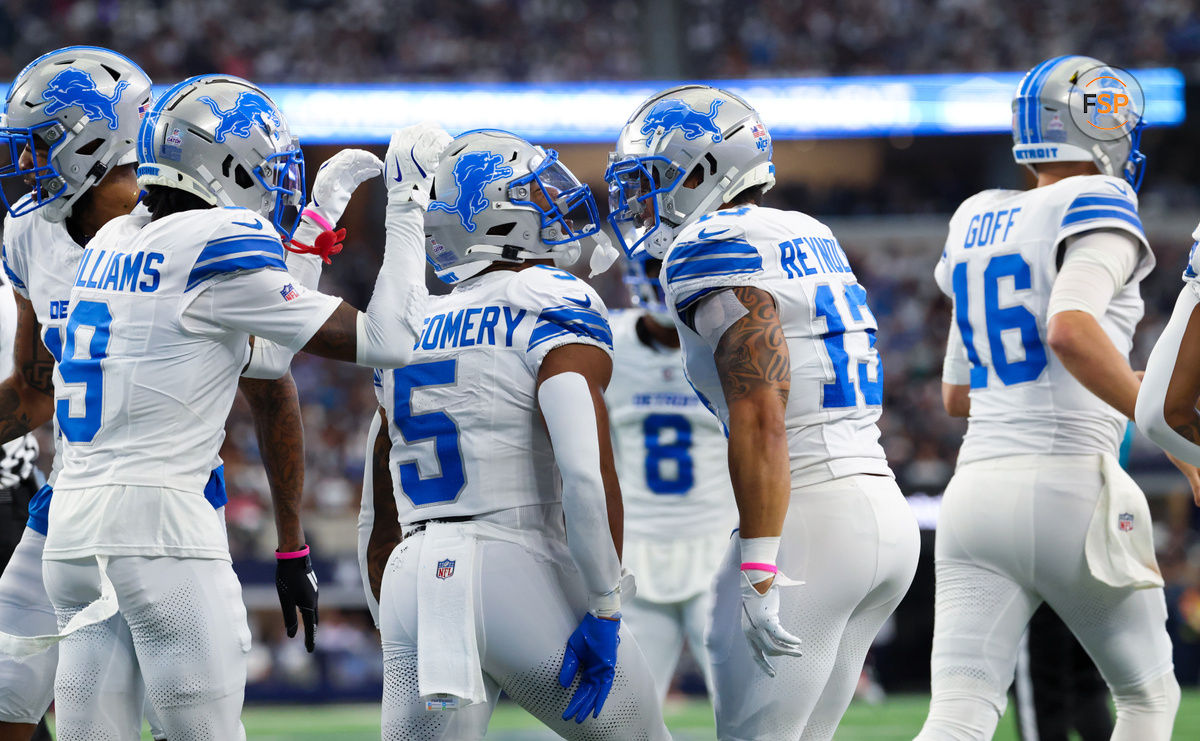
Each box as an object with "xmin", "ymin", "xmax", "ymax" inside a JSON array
[
  {"xmin": 2, "ymin": 199, "xmax": 84, "ymax": 487},
  {"xmin": 936, "ymin": 174, "xmax": 1153, "ymax": 464},
  {"xmin": 45, "ymin": 207, "xmax": 340, "ymax": 560},
  {"xmin": 375, "ymin": 265, "xmax": 612, "ymax": 525},
  {"xmin": 661, "ymin": 205, "xmax": 892, "ymax": 488},
  {"xmin": 606, "ymin": 309, "xmax": 735, "ymax": 539}
]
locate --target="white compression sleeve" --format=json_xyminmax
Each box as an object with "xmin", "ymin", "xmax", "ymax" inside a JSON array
[
  {"xmin": 243, "ymin": 251, "xmax": 326, "ymax": 379},
  {"xmin": 943, "ymin": 315, "xmax": 971, "ymax": 385},
  {"xmin": 1136, "ymin": 285, "xmax": 1200, "ymax": 466},
  {"xmin": 692, "ymin": 289, "xmax": 749, "ymax": 350},
  {"xmin": 355, "ymin": 200, "xmax": 430, "ymax": 368},
  {"xmin": 537, "ymin": 371, "xmax": 622, "ymax": 616},
  {"xmin": 1047, "ymin": 229, "xmax": 1140, "ymax": 319}
]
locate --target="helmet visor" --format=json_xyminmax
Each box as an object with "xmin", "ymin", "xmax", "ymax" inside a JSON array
[
  {"xmin": 603, "ymin": 154, "xmax": 680, "ymax": 258},
  {"xmin": 0, "ymin": 120, "xmax": 69, "ymax": 217},
  {"xmin": 509, "ymin": 149, "xmax": 601, "ymax": 245},
  {"xmin": 255, "ymin": 142, "xmax": 306, "ymax": 240}
]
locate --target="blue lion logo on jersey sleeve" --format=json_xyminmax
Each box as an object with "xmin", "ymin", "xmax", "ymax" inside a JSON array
[
  {"xmin": 427, "ymin": 151, "xmax": 513, "ymax": 233},
  {"xmin": 197, "ymin": 92, "xmax": 281, "ymax": 143},
  {"xmin": 40, "ymin": 68, "xmax": 129, "ymax": 131},
  {"xmin": 640, "ymin": 99, "xmax": 723, "ymax": 146}
]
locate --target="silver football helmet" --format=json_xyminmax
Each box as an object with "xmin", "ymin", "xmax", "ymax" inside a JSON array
[
  {"xmin": 424, "ymin": 129, "xmax": 605, "ymax": 284},
  {"xmin": 606, "ymin": 84, "xmax": 775, "ymax": 259},
  {"xmin": 0, "ymin": 46, "xmax": 152, "ymax": 221},
  {"xmin": 1011, "ymin": 55, "xmax": 1146, "ymax": 190},
  {"xmin": 136, "ymin": 74, "xmax": 305, "ymax": 239}
]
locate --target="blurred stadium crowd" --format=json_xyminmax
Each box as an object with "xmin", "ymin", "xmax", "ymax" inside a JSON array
[
  {"xmin": 7, "ymin": 0, "xmax": 1200, "ymax": 703},
  {"xmin": 0, "ymin": 0, "xmax": 1198, "ymax": 83}
]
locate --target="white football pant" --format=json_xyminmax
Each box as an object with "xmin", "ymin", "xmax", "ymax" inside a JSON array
[
  {"xmin": 917, "ymin": 455, "xmax": 1179, "ymax": 741},
  {"xmin": 43, "ymin": 555, "xmax": 250, "ymax": 741},
  {"xmin": 379, "ymin": 529, "xmax": 670, "ymax": 740},
  {"xmin": 707, "ymin": 473, "xmax": 920, "ymax": 740},
  {"xmin": 0, "ymin": 528, "xmax": 56, "ymax": 725}
]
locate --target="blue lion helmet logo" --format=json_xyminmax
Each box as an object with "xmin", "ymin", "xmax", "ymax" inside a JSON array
[
  {"xmin": 428, "ymin": 151, "xmax": 514, "ymax": 233},
  {"xmin": 197, "ymin": 92, "xmax": 282, "ymax": 144},
  {"xmin": 41, "ymin": 68, "xmax": 129, "ymax": 131},
  {"xmin": 640, "ymin": 98, "xmax": 724, "ymax": 146}
]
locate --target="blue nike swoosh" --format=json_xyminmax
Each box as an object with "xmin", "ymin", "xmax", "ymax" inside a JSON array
[
  {"xmin": 410, "ymin": 145, "xmax": 427, "ymax": 179},
  {"xmin": 231, "ymin": 219, "xmax": 263, "ymax": 230},
  {"xmin": 392, "ymin": 156, "xmax": 404, "ymax": 184},
  {"xmin": 697, "ymin": 227, "xmax": 729, "ymax": 240},
  {"xmin": 564, "ymin": 295, "xmax": 592, "ymax": 309},
  {"xmin": 1106, "ymin": 181, "xmax": 1129, "ymax": 196}
]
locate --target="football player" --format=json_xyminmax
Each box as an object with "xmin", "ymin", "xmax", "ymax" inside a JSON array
[
  {"xmin": 365, "ymin": 128, "xmax": 669, "ymax": 740},
  {"xmin": 27, "ymin": 74, "xmax": 419, "ymax": 739},
  {"xmin": 606, "ymin": 252, "xmax": 736, "ymax": 701},
  {"xmin": 0, "ymin": 47, "xmax": 315, "ymax": 741},
  {"xmin": 1136, "ymin": 223, "xmax": 1200, "ymax": 488},
  {"xmin": 606, "ymin": 84, "xmax": 920, "ymax": 739},
  {"xmin": 917, "ymin": 56, "xmax": 1185, "ymax": 740}
]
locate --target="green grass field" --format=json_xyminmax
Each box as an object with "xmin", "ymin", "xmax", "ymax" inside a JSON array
[{"xmin": 57, "ymin": 689, "xmax": 1200, "ymax": 739}]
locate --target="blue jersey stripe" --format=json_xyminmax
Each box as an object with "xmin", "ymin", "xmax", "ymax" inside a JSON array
[
  {"xmin": 196, "ymin": 235, "xmax": 285, "ymax": 265},
  {"xmin": 668, "ymin": 236, "xmax": 758, "ymax": 264},
  {"xmin": 1059, "ymin": 208, "xmax": 1145, "ymax": 233},
  {"xmin": 1065, "ymin": 195, "xmax": 1138, "ymax": 215},
  {"xmin": 186, "ymin": 252, "xmax": 288, "ymax": 291},
  {"xmin": 665, "ymin": 254, "xmax": 763, "ymax": 284},
  {"xmin": 1, "ymin": 244, "xmax": 26, "ymax": 292},
  {"xmin": 676, "ymin": 286, "xmax": 720, "ymax": 314},
  {"xmin": 529, "ymin": 304, "xmax": 613, "ymax": 352}
]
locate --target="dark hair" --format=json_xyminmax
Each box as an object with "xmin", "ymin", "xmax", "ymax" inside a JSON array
[
  {"xmin": 727, "ymin": 184, "xmax": 766, "ymax": 207},
  {"xmin": 143, "ymin": 185, "xmax": 213, "ymax": 221}
]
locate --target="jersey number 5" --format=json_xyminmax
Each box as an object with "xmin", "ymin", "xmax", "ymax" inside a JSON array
[
  {"xmin": 389, "ymin": 359, "xmax": 467, "ymax": 506},
  {"xmin": 56, "ymin": 300, "xmax": 112, "ymax": 443},
  {"xmin": 951, "ymin": 254, "xmax": 1047, "ymax": 388}
]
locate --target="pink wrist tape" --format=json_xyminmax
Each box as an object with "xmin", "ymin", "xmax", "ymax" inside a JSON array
[
  {"xmin": 303, "ymin": 208, "xmax": 333, "ymax": 232},
  {"xmin": 276, "ymin": 545, "xmax": 310, "ymax": 560},
  {"xmin": 740, "ymin": 562, "xmax": 778, "ymax": 574}
]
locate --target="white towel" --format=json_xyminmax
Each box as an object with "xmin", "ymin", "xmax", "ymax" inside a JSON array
[
  {"xmin": 416, "ymin": 523, "xmax": 486, "ymax": 709},
  {"xmin": 0, "ymin": 555, "xmax": 119, "ymax": 658},
  {"xmin": 1084, "ymin": 455, "xmax": 1163, "ymax": 589}
]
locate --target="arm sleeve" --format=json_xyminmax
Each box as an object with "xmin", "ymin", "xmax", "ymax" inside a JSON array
[
  {"xmin": 354, "ymin": 201, "xmax": 429, "ymax": 368},
  {"xmin": 943, "ymin": 314, "xmax": 972, "ymax": 385},
  {"xmin": 537, "ymin": 371, "xmax": 622, "ymax": 613},
  {"xmin": 1046, "ymin": 229, "xmax": 1140, "ymax": 319},
  {"xmin": 1135, "ymin": 284, "xmax": 1200, "ymax": 466}
]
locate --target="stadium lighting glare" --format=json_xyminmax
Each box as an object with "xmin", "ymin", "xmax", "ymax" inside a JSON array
[{"xmin": 6, "ymin": 70, "xmax": 1177, "ymax": 145}]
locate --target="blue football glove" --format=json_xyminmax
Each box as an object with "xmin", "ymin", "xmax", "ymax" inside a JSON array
[{"xmin": 557, "ymin": 613, "xmax": 620, "ymax": 723}]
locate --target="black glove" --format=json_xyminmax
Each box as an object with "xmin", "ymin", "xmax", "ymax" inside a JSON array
[{"xmin": 276, "ymin": 546, "xmax": 319, "ymax": 652}]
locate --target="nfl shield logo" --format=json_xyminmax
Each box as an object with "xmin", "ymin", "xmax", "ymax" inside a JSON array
[
  {"xmin": 436, "ymin": 559, "xmax": 455, "ymax": 579},
  {"xmin": 280, "ymin": 283, "xmax": 299, "ymax": 302},
  {"xmin": 1118, "ymin": 513, "xmax": 1134, "ymax": 532}
]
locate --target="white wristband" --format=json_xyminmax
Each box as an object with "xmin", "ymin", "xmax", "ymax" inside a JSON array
[{"xmin": 739, "ymin": 535, "xmax": 781, "ymax": 583}]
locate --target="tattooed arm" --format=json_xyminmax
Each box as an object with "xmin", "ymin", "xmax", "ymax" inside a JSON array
[
  {"xmin": 707, "ymin": 285, "xmax": 792, "ymax": 546},
  {"xmin": 0, "ymin": 294, "xmax": 56, "ymax": 443},
  {"xmin": 367, "ymin": 406, "xmax": 401, "ymax": 602},
  {"xmin": 239, "ymin": 373, "xmax": 306, "ymax": 551}
]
